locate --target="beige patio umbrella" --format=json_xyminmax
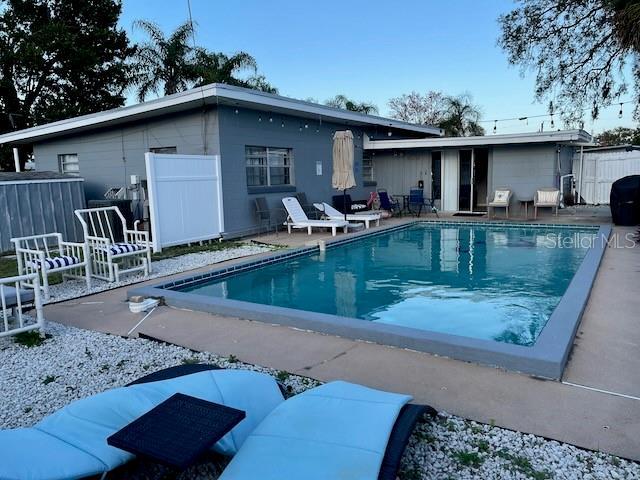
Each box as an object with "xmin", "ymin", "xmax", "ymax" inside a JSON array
[{"xmin": 332, "ymin": 130, "xmax": 356, "ymax": 220}]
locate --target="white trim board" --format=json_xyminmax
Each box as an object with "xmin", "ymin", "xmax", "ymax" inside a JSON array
[
  {"xmin": 0, "ymin": 84, "xmax": 442, "ymax": 144},
  {"xmin": 365, "ymin": 130, "xmax": 593, "ymax": 150}
]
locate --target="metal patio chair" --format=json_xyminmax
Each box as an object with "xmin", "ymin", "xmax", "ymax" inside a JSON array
[
  {"xmin": 75, "ymin": 206, "xmax": 151, "ymax": 282},
  {"xmin": 11, "ymin": 233, "xmax": 90, "ymax": 300}
]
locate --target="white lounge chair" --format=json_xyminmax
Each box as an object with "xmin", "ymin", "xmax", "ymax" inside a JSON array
[
  {"xmin": 11, "ymin": 233, "xmax": 90, "ymax": 300},
  {"xmin": 534, "ymin": 188, "xmax": 560, "ymax": 218},
  {"xmin": 0, "ymin": 273, "xmax": 44, "ymax": 338},
  {"xmin": 487, "ymin": 187, "xmax": 513, "ymax": 219},
  {"xmin": 282, "ymin": 197, "xmax": 348, "ymax": 236},
  {"xmin": 313, "ymin": 202, "xmax": 381, "ymax": 229},
  {"xmin": 74, "ymin": 206, "xmax": 151, "ymax": 282}
]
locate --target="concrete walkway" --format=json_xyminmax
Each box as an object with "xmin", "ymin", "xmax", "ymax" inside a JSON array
[{"xmin": 43, "ymin": 216, "xmax": 640, "ymax": 461}]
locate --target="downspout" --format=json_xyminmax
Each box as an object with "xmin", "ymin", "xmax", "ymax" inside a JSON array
[
  {"xmin": 13, "ymin": 147, "xmax": 20, "ymax": 172},
  {"xmin": 577, "ymin": 145, "xmax": 584, "ymax": 204}
]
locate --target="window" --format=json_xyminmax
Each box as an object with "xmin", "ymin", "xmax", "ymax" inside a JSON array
[
  {"xmin": 58, "ymin": 154, "xmax": 79, "ymax": 176},
  {"xmin": 149, "ymin": 146, "xmax": 177, "ymax": 154},
  {"xmin": 245, "ymin": 146, "xmax": 293, "ymax": 187},
  {"xmin": 362, "ymin": 153, "xmax": 374, "ymax": 182}
]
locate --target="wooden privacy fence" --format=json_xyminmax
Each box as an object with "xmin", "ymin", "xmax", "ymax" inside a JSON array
[{"xmin": 0, "ymin": 172, "xmax": 86, "ymax": 253}]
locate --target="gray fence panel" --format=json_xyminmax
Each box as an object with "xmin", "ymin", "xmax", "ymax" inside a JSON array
[{"xmin": 0, "ymin": 179, "xmax": 86, "ymax": 253}]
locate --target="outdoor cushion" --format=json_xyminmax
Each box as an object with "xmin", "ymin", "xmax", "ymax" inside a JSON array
[
  {"xmin": 220, "ymin": 380, "xmax": 412, "ymax": 480},
  {"xmin": 0, "ymin": 428, "xmax": 107, "ymax": 480},
  {"xmin": 537, "ymin": 190, "xmax": 559, "ymax": 204},
  {"xmin": 0, "ymin": 285, "xmax": 34, "ymax": 307},
  {"xmin": 30, "ymin": 255, "xmax": 81, "ymax": 270},
  {"xmin": 0, "ymin": 369, "xmax": 284, "ymax": 480},
  {"xmin": 98, "ymin": 242, "xmax": 145, "ymax": 255},
  {"xmin": 492, "ymin": 190, "xmax": 510, "ymax": 204}
]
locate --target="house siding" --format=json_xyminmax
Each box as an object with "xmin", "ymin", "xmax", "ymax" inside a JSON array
[
  {"xmin": 490, "ymin": 144, "xmax": 560, "ymax": 200},
  {"xmin": 32, "ymin": 104, "xmax": 377, "ymax": 239},
  {"xmin": 33, "ymin": 108, "xmax": 220, "ymax": 200},
  {"xmin": 217, "ymin": 105, "xmax": 370, "ymax": 237},
  {"xmin": 370, "ymin": 143, "xmax": 574, "ymax": 214}
]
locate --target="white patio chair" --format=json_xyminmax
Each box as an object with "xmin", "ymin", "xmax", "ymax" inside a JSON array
[
  {"xmin": 11, "ymin": 233, "xmax": 90, "ymax": 300},
  {"xmin": 74, "ymin": 206, "xmax": 151, "ymax": 282},
  {"xmin": 281, "ymin": 197, "xmax": 349, "ymax": 236},
  {"xmin": 534, "ymin": 188, "xmax": 560, "ymax": 219},
  {"xmin": 0, "ymin": 273, "xmax": 44, "ymax": 338},
  {"xmin": 487, "ymin": 187, "xmax": 513, "ymax": 219},
  {"xmin": 313, "ymin": 202, "xmax": 381, "ymax": 229}
]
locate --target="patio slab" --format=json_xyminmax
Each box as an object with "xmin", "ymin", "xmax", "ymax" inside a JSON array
[{"xmin": 41, "ymin": 215, "xmax": 640, "ymax": 461}]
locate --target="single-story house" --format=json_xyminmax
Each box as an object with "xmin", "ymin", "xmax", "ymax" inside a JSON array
[
  {"xmin": 0, "ymin": 83, "xmax": 594, "ymax": 239},
  {"xmin": 365, "ymin": 130, "xmax": 593, "ymax": 213},
  {"xmin": 0, "ymin": 84, "xmax": 441, "ymax": 238}
]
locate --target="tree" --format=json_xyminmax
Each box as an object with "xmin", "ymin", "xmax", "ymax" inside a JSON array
[
  {"xmin": 133, "ymin": 21, "xmax": 277, "ymax": 101},
  {"xmin": 388, "ymin": 91, "xmax": 485, "ymax": 136},
  {"xmin": 0, "ymin": 0, "xmax": 133, "ymax": 170},
  {"xmin": 132, "ymin": 20, "xmax": 198, "ymax": 101},
  {"xmin": 596, "ymin": 126, "xmax": 640, "ymax": 145},
  {"xmin": 388, "ymin": 91, "xmax": 446, "ymax": 125},
  {"xmin": 439, "ymin": 94, "xmax": 485, "ymax": 136},
  {"xmin": 325, "ymin": 94, "xmax": 378, "ymax": 114},
  {"xmin": 498, "ymin": 0, "xmax": 640, "ymax": 121}
]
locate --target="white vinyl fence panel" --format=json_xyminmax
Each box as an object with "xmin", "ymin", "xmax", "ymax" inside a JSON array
[
  {"xmin": 145, "ymin": 153, "xmax": 224, "ymax": 252},
  {"xmin": 575, "ymin": 149, "xmax": 640, "ymax": 204}
]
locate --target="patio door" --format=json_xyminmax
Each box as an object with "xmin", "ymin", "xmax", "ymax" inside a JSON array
[
  {"xmin": 458, "ymin": 150, "xmax": 473, "ymax": 211},
  {"xmin": 458, "ymin": 149, "xmax": 488, "ymax": 212}
]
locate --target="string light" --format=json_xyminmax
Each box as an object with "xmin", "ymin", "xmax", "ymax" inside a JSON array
[
  {"xmin": 269, "ymin": 116, "xmax": 273, "ymax": 122},
  {"xmin": 258, "ymin": 115, "xmax": 262, "ymax": 122},
  {"xmin": 618, "ymin": 103, "xmax": 623, "ymax": 118},
  {"xmin": 281, "ymin": 121, "xmax": 285, "ymax": 128},
  {"xmin": 493, "ymin": 120, "xmax": 497, "ymax": 134}
]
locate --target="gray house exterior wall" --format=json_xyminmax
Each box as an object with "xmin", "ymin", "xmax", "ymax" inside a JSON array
[
  {"xmin": 371, "ymin": 143, "xmax": 576, "ymax": 214},
  {"xmin": 33, "ymin": 109, "xmax": 220, "ymax": 200},
  {"xmin": 217, "ymin": 105, "xmax": 369, "ymax": 237},
  {"xmin": 31, "ymin": 104, "xmax": 374, "ymax": 239}
]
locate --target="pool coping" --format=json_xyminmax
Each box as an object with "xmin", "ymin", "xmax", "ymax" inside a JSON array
[{"xmin": 129, "ymin": 220, "xmax": 612, "ymax": 380}]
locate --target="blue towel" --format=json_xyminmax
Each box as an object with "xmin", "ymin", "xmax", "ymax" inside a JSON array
[
  {"xmin": 0, "ymin": 369, "xmax": 284, "ymax": 480},
  {"xmin": 220, "ymin": 381, "xmax": 412, "ymax": 480}
]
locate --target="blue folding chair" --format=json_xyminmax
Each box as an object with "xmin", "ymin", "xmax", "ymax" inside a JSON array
[
  {"xmin": 408, "ymin": 188, "xmax": 438, "ymax": 218},
  {"xmin": 378, "ymin": 190, "xmax": 401, "ymax": 216}
]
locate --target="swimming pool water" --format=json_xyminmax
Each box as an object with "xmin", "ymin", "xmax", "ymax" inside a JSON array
[{"xmin": 179, "ymin": 223, "xmax": 596, "ymax": 346}]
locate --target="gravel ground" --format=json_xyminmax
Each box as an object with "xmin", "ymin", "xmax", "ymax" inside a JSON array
[
  {"xmin": 1, "ymin": 323, "xmax": 638, "ymax": 480},
  {"xmin": 44, "ymin": 243, "xmax": 273, "ymax": 303}
]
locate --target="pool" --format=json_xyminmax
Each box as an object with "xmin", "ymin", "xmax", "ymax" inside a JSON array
[{"xmin": 131, "ymin": 221, "xmax": 610, "ymax": 379}]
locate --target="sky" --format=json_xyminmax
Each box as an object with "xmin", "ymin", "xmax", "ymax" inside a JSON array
[{"xmin": 119, "ymin": 0, "xmax": 638, "ymax": 135}]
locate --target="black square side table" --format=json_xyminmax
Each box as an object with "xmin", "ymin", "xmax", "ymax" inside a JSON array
[{"xmin": 107, "ymin": 393, "xmax": 246, "ymax": 471}]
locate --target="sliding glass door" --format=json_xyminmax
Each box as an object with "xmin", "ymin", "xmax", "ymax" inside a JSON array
[{"xmin": 458, "ymin": 150, "xmax": 473, "ymax": 211}]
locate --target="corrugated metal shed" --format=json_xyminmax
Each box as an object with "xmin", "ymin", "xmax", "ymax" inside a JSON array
[{"xmin": 0, "ymin": 172, "xmax": 86, "ymax": 253}]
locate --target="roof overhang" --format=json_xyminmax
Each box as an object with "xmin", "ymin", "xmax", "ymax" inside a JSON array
[
  {"xmin": 364, "ymin": 130, "xmax": 594, "ymax": 150},
  {"xmin": 0, "ymin": 84, "xmax": 442, "ymax": 145}
]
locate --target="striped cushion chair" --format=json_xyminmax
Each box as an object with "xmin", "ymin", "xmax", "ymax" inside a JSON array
[
  {"xmin": 11, "ymin": 233, "xmax": 91, "ymax": 300},
  {"xmin": 74, "ymin": 206, "xmax": 151, "ymax": 283}
]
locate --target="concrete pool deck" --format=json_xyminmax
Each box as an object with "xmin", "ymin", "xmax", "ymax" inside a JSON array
[{"xmin": 42, "ymin": 212, "xmax": 640, "ymax": 461}]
